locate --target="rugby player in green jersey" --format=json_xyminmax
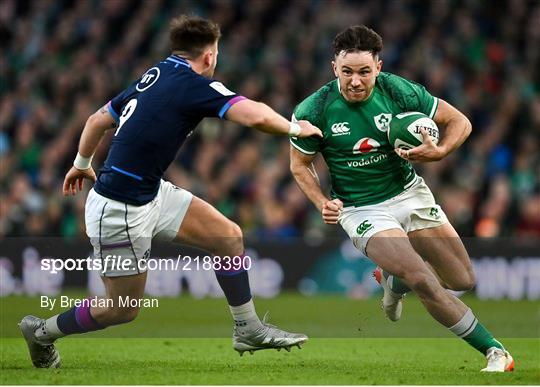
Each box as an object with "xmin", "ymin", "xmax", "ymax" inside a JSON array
[{"xmin": 290, "ymin": 25, "xmax": 514, "ymax": 372}]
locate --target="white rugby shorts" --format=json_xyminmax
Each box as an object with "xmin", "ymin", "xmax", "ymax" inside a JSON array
[
  {"xmin": 85, "ymin": 180, "xmax": 193, "ymax": 277},
  {"xmin": 339, "ymin": 176, "xmax": 448, "ymax": 256}
]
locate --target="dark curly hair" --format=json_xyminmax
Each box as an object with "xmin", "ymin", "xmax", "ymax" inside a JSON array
[{"xmin": 332, "ymin": 25, "xmax": 383, "ymax": 57}]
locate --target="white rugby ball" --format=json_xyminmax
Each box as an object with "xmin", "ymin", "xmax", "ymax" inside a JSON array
[{"xmin": 388, "ymin": 112, "xmax": 439, "ymax": 150}]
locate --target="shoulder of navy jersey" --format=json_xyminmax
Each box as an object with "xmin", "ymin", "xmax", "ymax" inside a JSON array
[{"xmin": 107, "ymin": 55, "xmax": 246, "ymax": 122}]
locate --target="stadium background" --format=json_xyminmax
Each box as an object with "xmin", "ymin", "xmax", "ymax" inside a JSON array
[{"xmin": 1, "ymin": 0, "xmax": 539, "ymax": 299}]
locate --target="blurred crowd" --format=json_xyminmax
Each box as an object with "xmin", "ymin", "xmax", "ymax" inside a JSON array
[{"xmin": 1, "ymin": 0, "xmax": 539, "ymax": 240}]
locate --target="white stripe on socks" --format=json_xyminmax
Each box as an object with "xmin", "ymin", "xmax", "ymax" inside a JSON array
[{"xmin": 448, "ymin": 308, "xmax": 478, "ymax": 337}]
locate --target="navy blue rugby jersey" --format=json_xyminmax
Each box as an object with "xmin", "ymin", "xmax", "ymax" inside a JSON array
[{"xmin": 93, "ymin": 55, "xmax": 246, "ymax": 205}]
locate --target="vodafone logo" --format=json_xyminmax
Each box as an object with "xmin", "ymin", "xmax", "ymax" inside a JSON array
[
  {"xmin": 353, "ymin": 137, "xmax": 380, "ymax": 154},
  {"xmin": 331, "ymin": 122, "xmax": 350, "ymax": 136}
]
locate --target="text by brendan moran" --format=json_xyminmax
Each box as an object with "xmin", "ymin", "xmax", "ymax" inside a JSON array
[{"xmin": 40, "ymin": 296, "xmax": 159, "ymax": 311}]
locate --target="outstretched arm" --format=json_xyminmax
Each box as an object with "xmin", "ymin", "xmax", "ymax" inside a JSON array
[
  {"xmin": 398, "ymin": 99, "xmax": 472, "ymax": 162},
  {"xmin": 289, "ymin": 146, "xmax": 343, "ymax": 224},
  {"xmin": 62, "ymin": 104, "xmax": 117, "ymax": 196},
  {"xmin": 225, "ymin": 99, "xmax": 322, "ymax": 138}
]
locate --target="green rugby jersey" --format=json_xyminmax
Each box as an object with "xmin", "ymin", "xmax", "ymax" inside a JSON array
[{"xmin": 290, "ymin": 72, "xmax": 438, "ymax": 206}]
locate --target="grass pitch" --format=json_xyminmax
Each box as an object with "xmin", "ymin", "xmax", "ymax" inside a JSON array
[{"xmin": 1, "ymin": 293, "xmax": 539, "ymax": 385}]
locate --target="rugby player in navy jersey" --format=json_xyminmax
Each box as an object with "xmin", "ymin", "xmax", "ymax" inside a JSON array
[{"xmin": 20, "ymin": 15, "xmax": 321, "ymax": 368}]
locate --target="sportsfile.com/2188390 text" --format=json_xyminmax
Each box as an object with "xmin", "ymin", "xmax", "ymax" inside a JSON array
[{"xmin": 40, "ymin": 255, "xmax": 252, "ymax": 274}]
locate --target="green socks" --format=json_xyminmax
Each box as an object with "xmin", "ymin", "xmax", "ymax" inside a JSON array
[
  {"xmin": 381, "ymin": 270, "xmax": 505, "ymax": 355},
  {"xmin": 448, "ymin": 308, "xmax": 505, "ymax": 355}
]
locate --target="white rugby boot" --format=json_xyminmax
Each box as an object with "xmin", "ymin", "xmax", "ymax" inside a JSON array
[
  {"xmin": 19, "ymin": 315, "xmax": 61, "ymax": 368},
  {"xmin": 232, "ymin": 312, "xmax": 308, "ymax": 356},
  {"xmin": 481, "ymin": 347, "xmax": 515, "ymax": 372},
  {"xmin": 373, "ymin": 267, "xmax": 405, "ymax": 322}
]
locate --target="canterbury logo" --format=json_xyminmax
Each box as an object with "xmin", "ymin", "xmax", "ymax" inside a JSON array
[
  {"xmin": 331, "ymin": 122, "xmax": 350, "ymax": 135},
  {"xmin": 356, "ymin": 220, "xmax": 374, "ymax": 237}
]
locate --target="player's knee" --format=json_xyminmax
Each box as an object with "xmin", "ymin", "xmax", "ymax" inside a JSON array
[
  {"xmin": 465, "ymin": 266, "xmax": 476, "ymax": 289},
  {"xmin": 228, "ymin": 222, "xmax": 243, "ymax": 239},
  {"xmin": 220, "ymin": 222, "xmax": 243, "ymax": 255},
  {"xmin": 404, "ymin": 272, "xmax": 438, "ymax": 296},
  {"xmin": 122, "ymin": 307, "xmax": 140, "ymax": 323},
  {"xmin": 448, "ymin": 271, "xmax": 476, "ymax": 291},
  {"xmin": 403, "ymin": 273, "xmax": 426, "ymax": 292}
]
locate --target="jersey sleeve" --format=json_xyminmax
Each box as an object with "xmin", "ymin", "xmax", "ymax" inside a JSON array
[
  {"xmin": 107, "ymin": 91, "xmax": 126, "ymax": 123},
  {"xmin": 185, "ymin": 77, "xmax": 246, "ymax": 119},
  {"xmin": 289, "ymin": 94, "xmax": 326, "ymax": 155},
  {"xmin": 107, "ymin": 79, "xmax": 140, "ymax": 123},
  {"xmin": 379, "ymin": 73, "xmax": 439, "ymax": 118}
]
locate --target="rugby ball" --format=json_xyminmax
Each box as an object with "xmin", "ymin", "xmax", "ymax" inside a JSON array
[{"xmin": 388, "ymin": 112, "xmax": 439, "ymax": 150}]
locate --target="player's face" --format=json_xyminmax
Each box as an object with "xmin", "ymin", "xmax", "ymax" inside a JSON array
[{"xmin": 332, "ymin": 51, "xmax": 382, "ymax": 103}]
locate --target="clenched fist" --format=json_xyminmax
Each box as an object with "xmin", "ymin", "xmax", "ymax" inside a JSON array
[{"xmin": 321, "ymin": 198, "xmax": 344, "ymax": 224}]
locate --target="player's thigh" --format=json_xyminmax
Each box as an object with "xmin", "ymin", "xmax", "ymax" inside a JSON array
[
  {"xmin": 340, "ymin": 206, "xmax": 437, "ymax": 291},
  {"xmin": 173, "ymin": 195, "xmax": 243, "ymax": 256},
  {"xmin": 152, "ymin": 180, "xmax": 193, "ymax": 241},
  {"xmin": 408, "ymin": 222, "xmax": 475, "ymax": 290},
  {"xmin": 101, "ymin": 272, "xmax": 148, "ymax": 300},
  {"xmin": 391, "ymin": 176, "xmax": 473, "ymax": 288},
  {"xmin": 86, "ymin": 188, "xmax": 153, "ymax": 277},
  {"xmin": 339, "ymin": 205, "xmax": 400, "ymax": 256},
  {"xmin": 365, "ymin": 228, "xmax": 431, "ymax": 282}
]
